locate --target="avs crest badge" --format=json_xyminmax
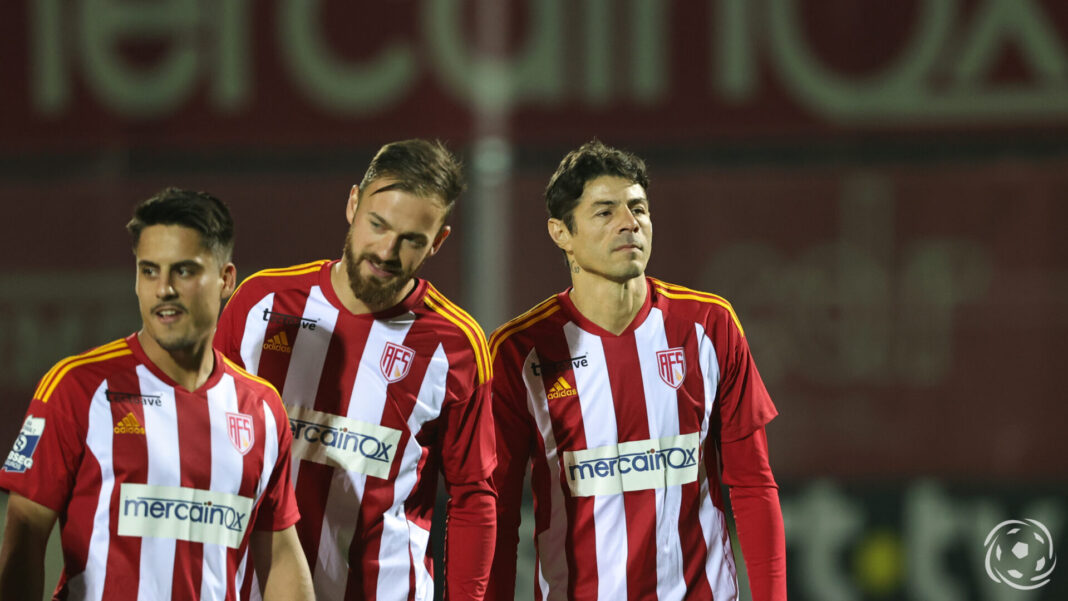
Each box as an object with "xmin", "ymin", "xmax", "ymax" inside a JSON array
[
  {"xmin": 656, "ymin": 348, "xmax": 687, "ymax": 389},
  {"xmin": 226, "ymin": 412, "xmax": 255, "ymax": 455},
  {"xmin": 3, "ymin": 415, "xmax": 45, "ymax": 473},
  {"xmin": 380, "ymin": 342, "xmax": 415, "ymax": 383}
]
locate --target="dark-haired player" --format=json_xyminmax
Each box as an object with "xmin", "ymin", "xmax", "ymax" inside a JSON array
[
  {"xmin": 0, "ymin": 188, "xmax": 313, "ymax": 600},
  {"xmin": 214, "ymin": 140, "xmax": 496, "ymax": 601},
  {"xmin": 488, "ymin": 141, "xmax": 786, "ymax": 601}
]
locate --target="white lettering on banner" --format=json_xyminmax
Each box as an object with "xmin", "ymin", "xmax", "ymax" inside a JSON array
[
  {"xmin": 117, "ymin": 483, "xmax": 253, "ymax": 549},
  {"xmin": 287, "ymin": 405, "xmax": 402, "ymax": 479},
  {"xmin": 563, "ymin": 432, "xmax": 700, "ymax": 497},
  {"xmin": 26, "ymin": 1, "xmax": 1067, "ymax": 122}
]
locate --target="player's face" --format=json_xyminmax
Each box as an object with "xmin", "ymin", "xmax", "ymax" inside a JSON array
[
  {"xmin": 342, "ymin": 177, "xmax": 451, "ymax": 310},
  {"xmin": 550, "ymin": 175, "xmax": 652, "ymax": 282},
  {"xmin": 135, "ymin": 225, "xmax": 235, "ymax": 354}
]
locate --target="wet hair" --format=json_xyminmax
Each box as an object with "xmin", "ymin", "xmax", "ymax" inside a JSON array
[
  {"xmin": 545, "ymin": 139, "xmax": 650, "ymax": 232},
  {"xmin": 359, "ymin": 139, "xmax": 466, "ymax": 220},
  {"xmin": 126, "ymin": 187, "xmax": 234, "ymax": 263}
]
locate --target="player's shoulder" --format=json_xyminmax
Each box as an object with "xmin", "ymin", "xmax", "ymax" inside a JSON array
[
  {"xmin": 489, "ymin": 293, "xmax": 565, "ymax": 359},
  {"xmin": 419, "ymin": 282, "xmax": 492, "ymax": 384},
  {"xmin": 648, "ymin": 277, "xmax": 745, "ymax": 335},
  {"xmin": 231, "ymin": 260, "xmax": 329, "ymax": 302},
  {"xmin": 219, "ymin": 354, "xmax": 282, "ymax": 399},
  {"xmin": 34, "ymin": 337, "xmax": 137, "ymax": 404}
]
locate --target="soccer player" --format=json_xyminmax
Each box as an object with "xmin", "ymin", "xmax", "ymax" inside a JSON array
[
  {"xmin": 0, "ymin": 189, "xmax": 314, "ymax": 600},
  {"xmin": 487, "ymin": 141, "xmax": 787, "ymax": 601},
  {"xmin": 213, "ymin": 139, "xmax": 496, "ymax": 601}
]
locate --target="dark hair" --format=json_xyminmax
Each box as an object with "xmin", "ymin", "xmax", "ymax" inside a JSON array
[
  {"xmin": 359, "ymin": 139, "xmax": 466, "ymax": 220},
  {"xmin": 545, "ymin": 139, "xmax": 650, "ymax": 232},
  {"xmin": 126, "ymin": 187, "xmax": 234, "ymax": 263}
]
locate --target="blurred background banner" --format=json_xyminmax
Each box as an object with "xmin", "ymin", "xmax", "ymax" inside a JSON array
[{"xmin": 2, "ymin": 1, "xmax": 1066, "ymax": 600}]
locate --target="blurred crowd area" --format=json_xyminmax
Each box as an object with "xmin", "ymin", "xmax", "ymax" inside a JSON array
[{"xmin": 1, "ymin": 2, "xmax": 1065, "ymax": 599}]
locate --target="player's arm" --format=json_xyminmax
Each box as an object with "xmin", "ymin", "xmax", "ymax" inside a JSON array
[
  {"xmin": 711, "ymin": 306, "xmax": 785, "ymax": 601},
  {"xmin": 441, "ymin": 371, "xmax": 498, "ymax": 601},
  {"xmin": 251, "ymin": 526, "xmax": 314, "ymax": 601},
  {"xmin": 0, "ymin": 492, "xmax": 58, "ymax": 600},
  {"xmin": 485, "ymin": 347, "xmax": 534, "ymax": 601},
  {"xmin": 722, "ymin": 427, "xmax": 786, "ymax": 601}
]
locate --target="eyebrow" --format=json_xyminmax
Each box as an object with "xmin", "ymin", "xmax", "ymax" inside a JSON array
[
  {"xmin": 368, "ymin": 212, "xmax": 430, "ymax": 244},
  {"xmin": 590, "ymin": 197, "xmax": 648, "ymax": 208},
  {"xmin": 137, "ymin": 259, "xmax": 202, "ymax": 270}
]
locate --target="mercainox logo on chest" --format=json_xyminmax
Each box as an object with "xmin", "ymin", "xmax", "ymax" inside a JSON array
[
  {"xmin": 118, "ymin": 483, "xmax": 253, "ymax": 548},
  {"xmin": 287, "ymin": 405, "xmax": 403, "ymax": 479},
  {"xmin": 563, "ymin": 432, "xmax": 700, "ymax": 497}
]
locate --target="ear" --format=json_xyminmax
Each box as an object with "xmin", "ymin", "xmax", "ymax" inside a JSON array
[
  {"xmin": 547, "ymin": 218, "xmax": 572, "ymax": 252},
  {"xmin": 345, "ymin": 185, "xmax": 360, "ymax": 224},
  {"xmin": 428, "ymin": 225, "xmax": 451, "ymax": 257},
  {"xmin": 220, "ymin": 262, "xmax": 237, "ymax": 300}
]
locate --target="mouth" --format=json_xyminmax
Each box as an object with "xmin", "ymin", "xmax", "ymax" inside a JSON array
[
  {"xmin": 153, "ymin": 305, "xmax": 186, "ymax": 324},
  {"xmin": 615, "ymin": 243, "xmax": 643, "ymax": 252},
  {"xmin": 362, "ymin": 257, "xmax": 401, "ymax": 279}
]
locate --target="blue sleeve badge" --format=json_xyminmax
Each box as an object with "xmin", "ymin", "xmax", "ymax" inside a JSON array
[{"xmin": 3, "ymin": 416, "xmax": 45, "ymax": 473}]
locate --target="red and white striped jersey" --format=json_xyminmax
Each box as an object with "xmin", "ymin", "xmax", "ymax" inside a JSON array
[
  {"xmin": 0, "ymin": 333, "xmax": 299, "ymax": 601},
  {"xmin": 488, "ymin": 277, "xmax": 778, "ymax": 601},
  {"xmin": 214, "ymin": 260, "xmax": 495, "ymax": 601}
]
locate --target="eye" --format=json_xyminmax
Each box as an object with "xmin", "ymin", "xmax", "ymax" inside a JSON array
[{"xmin": 140, "ymin": 266, "xmax": 158, "ymax": 277}]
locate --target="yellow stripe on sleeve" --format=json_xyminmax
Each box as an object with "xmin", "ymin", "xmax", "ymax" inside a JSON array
[
  {"xmin": 424, "ymin": 288, "xmax": 491, "ymax": 385},
  {"xmin": 33, "ymin": 339, "xmax": 128, "ymax": 400},
  {"xmin": 489, "ymin": 296, "xmax": 561, "ymax": 360},
  {"xmin": 231, "ymin": 260, "xmax": 329, "ymax": 299},
  {"xmin": 652, "ymin": 279, "xmax": 745, "ymax": 337},
  {"xmin": 41, "ymin": 345, "xmax": 133, "ymax": 403}
]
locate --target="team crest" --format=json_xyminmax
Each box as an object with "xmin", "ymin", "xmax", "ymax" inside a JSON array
[
  {"xmin": 656, "ymin": 348, "xmax": 687, "ymax": 389},
  {"xmin": 226, "ymin": 412, "xmax": 255, "ymax": 455},
  {"xmin": 380, "ymin": 342, "xmax": 416, "ymax": 383}
]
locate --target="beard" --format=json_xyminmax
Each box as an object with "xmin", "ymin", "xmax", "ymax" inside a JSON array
[{"xmin": 343, "ymin": 232, "xmax": 424, "ymax": 311}]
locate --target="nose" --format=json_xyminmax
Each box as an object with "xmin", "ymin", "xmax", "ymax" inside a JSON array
[
  {"xmin": 618, "ymin": 208, "xmax": 640, "ymax": 232},
  {"xmin": 370, "ymin": 232, "xmax": 401, "ymax": 260},
  {"xmin": 156, "ymin": 274, "xmax": 177, "ymax": 299}
]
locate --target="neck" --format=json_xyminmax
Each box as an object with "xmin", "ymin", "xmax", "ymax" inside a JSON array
[
  {"xmin": 331, "ymin": 259, "xmax": 413, "ymax": 315},
  {"xmin": 137, "ymin": 331, "xmax": 215, "ymax": 392},
  {"xmin": 568, "ymin": 271, "xmax": 647, "ymax": 335}
]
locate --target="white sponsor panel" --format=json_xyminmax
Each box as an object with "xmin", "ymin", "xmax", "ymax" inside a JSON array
[
  {"xmin": 118, "ymin": 483, "xmax": 253, "ymax": 549},
  {"xmin": 287, "ymin": 405, "xmax": 402, "ymax": 478},
  {"xmin": 3, "ymin": 415, "xmax": 45, "ymax": 473},
  {"xmin": 563, "ymin": 432, "xmax": 700, "ymax": 497}
]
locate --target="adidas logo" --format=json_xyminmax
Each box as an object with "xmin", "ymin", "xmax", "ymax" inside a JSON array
[
  {"xmin": 114, "ymin": 412, "xmax": 146, "ymax": 435},
  {"xmin": 263, "ymin": 331, "xmax": 292, "ymax": 353},
  {"xmin": 546, "ymin": 376, "xmax": 578, "ymax": 400}
]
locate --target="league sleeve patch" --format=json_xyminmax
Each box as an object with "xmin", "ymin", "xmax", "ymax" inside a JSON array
[{"xmin": 3, "ymin": 416, "xmax": 45, "ymax": 473}]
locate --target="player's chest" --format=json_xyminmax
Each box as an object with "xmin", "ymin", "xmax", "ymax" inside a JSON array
[
  {"xmin": 524, "ymin": 337, "xmax": 711, "ymax": 439},
  {"xmin": 96, "ymin": 390, "xmax": 265, "ymax": 493}
]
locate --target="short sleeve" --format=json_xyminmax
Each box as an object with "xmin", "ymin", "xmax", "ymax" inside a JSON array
[
  {"xmin": 714, "ymin": 311, "xmax": 778, "ymax": 443},
  {"xmin": 0, "ymin": 384, "xmax": 85, "ymax": 512},
  {"xmin": 253, "ymin": 400, "xmax": 300, "ymax": 531}
]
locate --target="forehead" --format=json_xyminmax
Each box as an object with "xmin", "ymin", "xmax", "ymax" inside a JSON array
[
  {"xmin": 577, "ymin": 175, "xmax": 647, "ymax": 207},
  {"xmin": 135, "ymin": 224, "xmax": 211, "ymax": 261},
  {"xmin": 359, "ymin": 177, "xmax": 448, "ymax": 230}
]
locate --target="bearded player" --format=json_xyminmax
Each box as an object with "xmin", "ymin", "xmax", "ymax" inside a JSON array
[
  {"xmin": 214, "ymin": 140, "xmax": 496, "ymax": 601},
  {"xmin": 487, "ymin": 141, "xmax": 786, "ymax": 601},
  {"xmin": 0, "ymin": 188, "xmax": 313, "ymax": 600}
]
